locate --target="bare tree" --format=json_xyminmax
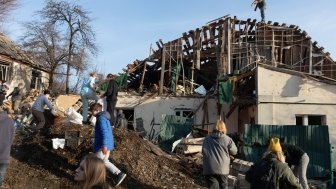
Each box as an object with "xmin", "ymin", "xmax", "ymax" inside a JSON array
[
  {"xmin": 21, "ymin": 21, "xmax": 68, "ymax": 88},
  {"xmin": 40, "ymin": 0, "xmax": 97, "ymax": 94},
  {"xmin": 0, "ymin": 0, "xmax": 18, "ymax": 22}
]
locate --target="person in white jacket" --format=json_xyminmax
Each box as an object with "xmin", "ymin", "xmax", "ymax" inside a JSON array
[{"xmin": 0, "ymin": 109, "xmax": 15, "ymax": 186}]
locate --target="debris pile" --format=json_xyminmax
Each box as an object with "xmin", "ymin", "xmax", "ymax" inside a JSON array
[{"xmin": 3, "ymin": 115, "xmax": 206, "ymax": 189}]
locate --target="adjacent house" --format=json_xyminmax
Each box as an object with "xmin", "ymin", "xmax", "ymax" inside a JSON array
[{"xmin": 0, "ymin": 33, "xmax": 49, "ymax": 94}]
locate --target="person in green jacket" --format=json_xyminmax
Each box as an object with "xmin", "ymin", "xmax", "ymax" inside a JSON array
[{"xmin": 245, "ymin": 138, "xmax": 302, "ymax": 189}]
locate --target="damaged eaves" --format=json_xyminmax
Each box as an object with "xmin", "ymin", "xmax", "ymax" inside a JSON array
[
  {"xmin": 0, "ymin": 33, "xmax": 49, "ymax": 73},
  {"xmin": 122, "ymin": 16, "xmax": 336, "ymax": 101}
]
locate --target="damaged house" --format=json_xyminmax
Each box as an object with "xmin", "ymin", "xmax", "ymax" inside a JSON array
[
  {"xmin": 0, "ymin": 33, "xmax": 49, "ymax": 93},
  {"xmin": 115, "ymin": 16, "xmax": 335, "ymax": 179}
]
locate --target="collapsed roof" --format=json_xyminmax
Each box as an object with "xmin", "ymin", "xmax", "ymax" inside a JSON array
[
  {"xmin": 122, "ymin": 16, "xmax": 336, "ymax": 95},
  {"xmin": 0, "ymin": 33, "xmax": 47, "ymax": 72}
]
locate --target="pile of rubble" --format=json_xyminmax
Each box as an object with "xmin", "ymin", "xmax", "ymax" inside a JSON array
[
  {"xmin": 2, "ymin": 92, "xmax": 328, "ymax": 189},
  {"xmin": 3, "ymin": 103, "xmax": 207, "ymax": 188}
]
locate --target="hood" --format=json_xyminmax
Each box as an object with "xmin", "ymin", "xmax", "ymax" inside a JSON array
[
  {"xmin": 0, "ymin": 111, "xmax": 9, "ymax": 121},
  {"xmin": 97, "ymin": 111, "xmax": 111, "ymax": 120},
  {"xmin": 263, "ymin": 151, "xmax": 278, "ymax": 161},
  {"xmin": 210, "ymin": 130, "xmax": 226, "ymax": 139}
]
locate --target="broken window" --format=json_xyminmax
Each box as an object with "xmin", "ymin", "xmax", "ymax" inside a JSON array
[
  {"xmin": 175, "ymin": 109, "xmax": 194, "ymax": 118},
  {"xmin": 30, "ymin": 70, "xmax": 42, "ymax": 90},
  {"xmin": 0, "ymin": 63, "xmax": 13, "ymax": 82},
  {"xmin": 295, "ymin": 115, "xmax": 326, "ymax": 125}
]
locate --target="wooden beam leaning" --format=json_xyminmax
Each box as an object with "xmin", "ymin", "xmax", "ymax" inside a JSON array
[
  {"xmin": 159, "ymin": 45, "xmax": 166, "ymax": 95},
  {"xmin": 194, "ymin": 28, "xmax": 202, "ymax": 70}
]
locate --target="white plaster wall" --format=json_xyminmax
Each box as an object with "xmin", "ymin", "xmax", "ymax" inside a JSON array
[
  {"xmin": 6, "ymin": 62, "xmax": 49, "ymax": 94},
  {"xmin": 8, "ymin": 62, "xmax": 32, "ymax": 94},
  {"xmin": 133, "ymin": 96, "xmax": 238, "ymax": 141},
  {"xmin": 257, "ymin": 66, "xmax": 336, "ymax": 167}
]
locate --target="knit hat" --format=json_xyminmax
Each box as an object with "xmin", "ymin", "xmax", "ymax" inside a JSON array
[{"xmin": 268, "ymin": 137, "xmax": 282, "ymax": 153}]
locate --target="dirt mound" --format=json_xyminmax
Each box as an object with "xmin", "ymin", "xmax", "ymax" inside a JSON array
[{"xmin": 4, "ymin": 115, "xmax": 206, "ymax": 189}]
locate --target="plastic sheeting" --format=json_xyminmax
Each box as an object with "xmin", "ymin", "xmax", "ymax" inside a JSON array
[
  {"xmin": 218, "ymin": 76, "xmax": 233, "ymax": 104},
  {"xmin": 158, "ymin": 115, "xmax": 193, "ymax": 152}
]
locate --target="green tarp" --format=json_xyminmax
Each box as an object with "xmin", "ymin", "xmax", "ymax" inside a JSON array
[
  {"xmin": 218, "ymin": 76, "xmax": 233, "ymax": 104},
  {"xmin": 242, "ymin": 124, "xmax": 332, "ymax": 179},
  {"xmin": 158, "ymin": 115, "xmax": 193, "ymax": 152},
  {"xmin": 97, "ymin": 73, "xmax": 128, "ymax": 92}
]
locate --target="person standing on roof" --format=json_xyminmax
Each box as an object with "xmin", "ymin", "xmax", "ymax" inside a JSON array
[
  {"xmin": 202, "ymin": 120, "xmax": 238, "ymax": 189},
  {"xmin": 252, "ymin": 0, "xmax": 266, "ymax": 22},
  {"xmin": 80, "ymin": 72, "xmax": 99, "ymax": 124}
]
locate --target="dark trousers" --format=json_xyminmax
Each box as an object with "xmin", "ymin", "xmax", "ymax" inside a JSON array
[
  {"xmin": 106, "ymin": 100, "xmax": 117, "ymax": 126},
  {"xmin": 32, "ymin": 109, "xmax": 45, "ymax": 129},
  {"xmin": 205, "ymin": 174, "xmax": 228, "ymax": 189}
]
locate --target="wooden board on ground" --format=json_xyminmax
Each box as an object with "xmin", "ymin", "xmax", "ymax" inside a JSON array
[{"xmin": 55, "ymin": 95, "xmax": 81, "ymax": 111}]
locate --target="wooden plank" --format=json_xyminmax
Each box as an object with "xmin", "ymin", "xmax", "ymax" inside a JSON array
[{"xmin": 159, "ymin": 45, "xmax": 166, "ymax": 95}]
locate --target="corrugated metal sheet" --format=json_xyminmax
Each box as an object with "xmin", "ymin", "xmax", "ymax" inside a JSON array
[{"xmin": 243, "ymin": 124, "xmax": 332, "ymax": 178}]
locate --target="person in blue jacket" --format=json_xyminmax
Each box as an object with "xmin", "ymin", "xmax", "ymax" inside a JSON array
[
  {"xmin": 81, "ymin": 72, "xmax": 99, "ymax": 124},
  {"xmin": 90, "ymin": 103, "xmax": 126, "ymax": 186}
]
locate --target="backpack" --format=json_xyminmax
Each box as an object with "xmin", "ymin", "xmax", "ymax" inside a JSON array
[{"xmin": 246, "ymin": 159, "xmax": 277, "ymax": 189}]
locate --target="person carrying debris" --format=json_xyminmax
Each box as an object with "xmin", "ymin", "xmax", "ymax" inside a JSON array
[
  {"xmin": 245, "ymin": 138, "xmax": 302, "ymax": 189},
  {"xmin": 281, "ymin": 143, "xmax": 309, "ymax": 189},
  {"xmin": 81, "ymin": 72, "xmax": 99, "ymax": 124},
  {"xmin": 0, "ymin": 109, "xmax": 15, "ymax": 187},
  {"xmin": 100, "ymin": 73, "xmax": 118, "ymax": 126},
  {"xmin": 31, "ymin": 89, "xmax": 54, "ymax": 131},
  {"xmin": 202, "ymin": 120, "xmax": 237, "ymax": 189},
  {"xmin": 252, "ymin": 0, "xmax": 266, "ymax": 22},
  {"xmin": 6, "ymin": 83, "xmax": 24, "ymax": 114},
  {"xmin": 0, "ymin": 84, "xmax": 9, "ymax": 108},
  {"xmin": 90, "ymin": 103, "xmax": 126, "ymax": 186},
  {"xmin": 74, "ymin": 153, "xmax": 111, "ymax": 189}
]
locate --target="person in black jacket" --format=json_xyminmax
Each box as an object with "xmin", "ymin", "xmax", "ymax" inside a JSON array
[
  {"xmin": 281, "ymin": 143, "xmax": 309, "ymax": 189},
  {"xmin": 246, "ymin": 138, "xmax": 302, "ymax": 189},
  {"xmin": 252, "ymin": 0, "xmax": 266, "ymax": 22},
  {"xmin": 6, "ymin": 83, "xmax": 24, "ymax": 114},
  {"xmin": 101, "ymin": 73, "xmax": 118, "ymax": 126}
]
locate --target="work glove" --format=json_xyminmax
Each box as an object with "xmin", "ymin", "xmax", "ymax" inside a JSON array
[{"xmin": 102, "ymin": 146, "xmax": 108, "ymax": 155}]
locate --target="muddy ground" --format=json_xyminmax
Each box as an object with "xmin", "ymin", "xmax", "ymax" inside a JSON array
[{"xmin": 2, "ymin": 114, "xmax": 206, "ymax": 189}]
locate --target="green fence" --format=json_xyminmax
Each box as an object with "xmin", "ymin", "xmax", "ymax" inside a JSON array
[
  {"xmin": 158, "ymin": 115, "xmax": 193, "ymax": 152},
  {"xmin": 242, "ymin": 124, "xmax": 332, "ymax": 179}
]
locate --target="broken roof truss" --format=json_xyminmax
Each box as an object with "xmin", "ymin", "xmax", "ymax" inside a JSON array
[{"xmin": 123, "ymin": 16, "xmax": 336, "ymax": 95}]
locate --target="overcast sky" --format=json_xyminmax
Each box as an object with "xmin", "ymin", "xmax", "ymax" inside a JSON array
[{"xmin": 4, "ymin": 0, "xmax": 336, "ymax": 76}]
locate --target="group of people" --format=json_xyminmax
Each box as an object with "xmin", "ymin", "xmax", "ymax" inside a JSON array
[
  {"xmin": 77, "ymin": 72, "xmax": 126, "ymax": 188},
  {"xmin": 202, "ymin": 120, "xmax": 309, "ymax": 189},
  {"xmin": 0, "ymin": 71, "xmax": 126, "ymax": 188},
  {"xmin": 80, "ymin": 72, "xmax": 119, "ymax": 127}
]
